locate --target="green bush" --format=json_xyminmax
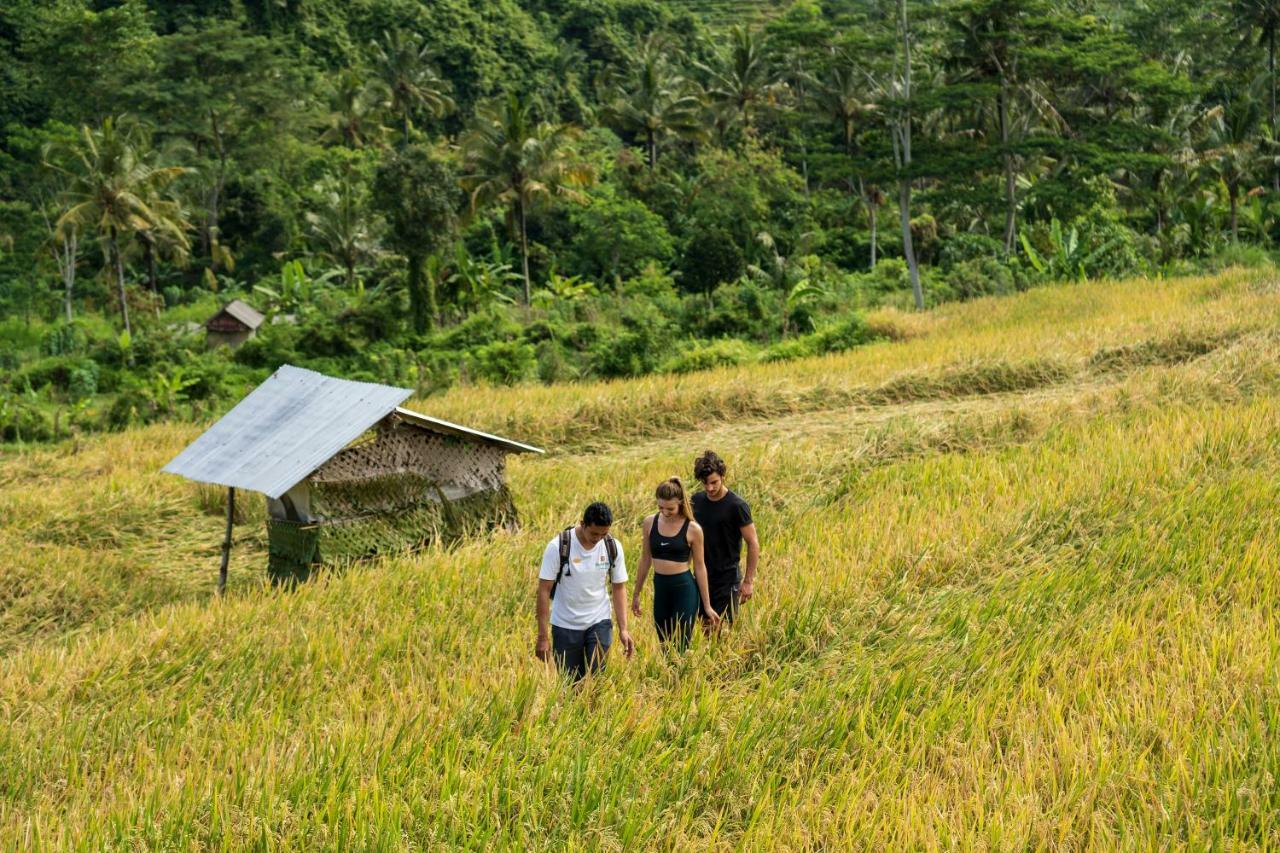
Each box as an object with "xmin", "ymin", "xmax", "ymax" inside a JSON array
[
  {"xmin": 414, "ymin": 351, "xmax": 460, "ymax": 396},
  {"xmin": 940, "ymin": 233, "xmax": 1005, "ymax": 269},
  {"xmin": 0, "ymin": 400, "xmax": 52, "ymax": 443},
  {"xmin": 762, "ymin": 337, "xmax": 817, "ymax": 362},
  {"xmin": 40, "ymin": 322, "xmax": 88, "ymax": 356},
  {"xmin": 68, "ymin": 360, "xmax": 100, "ymax": 402},
  {"xmin": 812, "ymin": 315, "xmax": 876, "ymax": 354},
  {"xmin": 535, "ymin": 339, "xmax": 574, "ymax": 384},
  {"xmin": 9, "ymin": 354, "xmax": 100, "ymax": 394},
  {"xmin": 468, "ymin": 340, "xmax": 536, "ymax": 385},
  {"xmin": 947, "ymin": 257, "xmax": 1018, "ymax": 301},
  {"xmin": 660, "ymin": 339, "xmax": 757, "ymax": 374},
  {"xmin": 702, "ymin": 279, "xmax": 782, "ymax": 341},
  {"xmin": 234, "ymin": 323, "xmax": 301, "ymax": 369}
]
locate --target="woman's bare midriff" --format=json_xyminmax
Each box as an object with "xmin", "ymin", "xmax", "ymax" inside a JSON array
[{"xmin": 651, "ymin": 557, "xmax": 691, "ymax": 576}]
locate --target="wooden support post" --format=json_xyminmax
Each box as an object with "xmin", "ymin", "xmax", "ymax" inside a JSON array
[{"xmin": 219, "ymin": 486, "xmax": 235, "ymax": 595}]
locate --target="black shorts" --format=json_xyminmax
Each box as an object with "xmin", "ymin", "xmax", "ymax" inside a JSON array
[{"xmin": 708, "ymin": 572, "xmax": 741, "ymax": 624}]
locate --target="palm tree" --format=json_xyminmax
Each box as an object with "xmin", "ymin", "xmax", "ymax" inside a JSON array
[
  {"xmin": 946, "ymin": 0, "xmax": 1065, "ymax": 253},
  {"xmin": 49, "ymin": 116, "xmax": 188, "ymax": 339},
  {"xmin": 306, "ymin": 174, "xmax": 380, "ymax": 287},
  {"xmin": 814, "ymin": 55, "xmax": 883, "ymax": 269},
  {"xmin": 131, "ymin": 194, "xmax": 192, "ymax": 304},
  {"xmin": 696, "ymin": 26, "xmax": 786, "ymax": 138},
  {"xmin": 369, "ymin": 29, "xmax": 455, "ymax": 146},
  {"xmin": 321, "ymin": 69, "xmax": 389, "ymax": 149},
  {"xmin": 1234, "ymin": 0, "xmax": 1280, "ymax": 189},
  {"xmin": 604, "ymin": 34, "xmax": 705, "ymax": 169},
  {"xmin": 1204, "ymin": 83, "xmax": 1264, "ymax": 243},
  {"xmin": 460, "ymin": 93, "xmax": 593, "ymax": 304}
]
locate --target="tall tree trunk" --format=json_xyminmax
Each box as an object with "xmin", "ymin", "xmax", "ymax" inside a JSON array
[
  {"xmin": 517, "ymin": 197, "xmax": 532, "ymax": 305},
  {"xmin": 1000, "ymin": 83, "xmax": 1017, "ymax": 255},
  {"xmin": 647, "ymin": 129, "xmax": 657, "ymax": 170},
  {"xmin": 407, "ymin": 252, "xmax": 434, "ymax": 333},
  {"xmin": 895, "ymin": 0, "xmax": 923, "ymax": 310},
  {"xmin": 61, "ymin": 232, "xmax": 77, "ymax": 323},
  {"xmin": 1272, "ymin": 29, "xmax": 1277, "ymax": 192},
  {"xmin": 899, "ymin": 179, "xmax": 923, "ymax": 309},
  {"xmin": 143, "ymin": 235, "xmax": 161, "ymax": 317},
  {"xmin": 1230, "ymin": 183, "xmax": 1239, "ymax": 242},
  {"xmin": 870, "ymin": 203, "xmax": 878, "ymax": 269},
  {"xmin": 110, "ymin": 228, "xmax": 132, "ymax": 340}
]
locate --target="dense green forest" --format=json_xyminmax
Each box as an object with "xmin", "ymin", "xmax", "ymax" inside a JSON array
[{"xmin": 0, "ymin": 0, "xmax": 1275, "ymax": 441}]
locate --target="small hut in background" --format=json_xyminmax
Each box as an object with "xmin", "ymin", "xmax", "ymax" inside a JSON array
[
  {"xmin": 163, "ymin": 365, "xmax": 542, "ymax": 585},
  {"xmin": 205, "ymin": 299, "xmax": 265, "ymax": 349}
]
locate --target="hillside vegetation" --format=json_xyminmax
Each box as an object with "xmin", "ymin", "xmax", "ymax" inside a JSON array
[{"xmin": 1, "ymin": 269, "xmax": 1279, "ymax": 846}]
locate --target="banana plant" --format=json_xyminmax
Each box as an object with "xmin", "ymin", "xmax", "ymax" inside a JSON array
[
  {"xmin": 1019, "ymin": 219, "xmax": 1123, "ymax": 282},
  {"xmin": 532, "ymin": 272, "xmax": 597, "ymax": 309}
]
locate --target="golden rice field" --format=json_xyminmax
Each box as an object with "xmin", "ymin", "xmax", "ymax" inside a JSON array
[{"xmin": 2, "ymin": 268, "xmax": 1280, "ymax": 848}]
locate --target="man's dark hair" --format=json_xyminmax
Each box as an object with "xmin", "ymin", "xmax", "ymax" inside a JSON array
[
  {"xmin": 582, "ymin": 501, "xmax": 613, "ymax": 527},
  {"xmin": 693, "ymin": 450, "xmax": 727, "ymax": 483}
]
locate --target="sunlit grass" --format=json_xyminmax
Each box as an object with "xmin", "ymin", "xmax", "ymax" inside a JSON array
[{"xmin": 1, "ymin": 268, "xmax": 1279, "ymax": 847}]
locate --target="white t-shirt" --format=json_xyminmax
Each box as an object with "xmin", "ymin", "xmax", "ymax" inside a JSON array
[{"xmin": 539, "ymin": 530, "xmax": 628, "ymax": 630}]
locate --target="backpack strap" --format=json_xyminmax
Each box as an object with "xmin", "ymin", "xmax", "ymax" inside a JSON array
[
  {"xmin": 552, "ymin": 527, "xmax": 618, "ymax": 598},
  {"xmin": 551, "ymin": 526, "xmax": 574, "ymax": 599}
]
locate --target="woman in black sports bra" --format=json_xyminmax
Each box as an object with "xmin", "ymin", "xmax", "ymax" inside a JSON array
[{"xmin": 631, "ymin": 477, "xmax": 719, "ymax": 647}]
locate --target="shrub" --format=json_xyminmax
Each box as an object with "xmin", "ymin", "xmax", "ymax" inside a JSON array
[
  {"xmin": 468, "ymin": 340, "xmax": 536, "ymax": 385},
  {"xmin": 939, "ymin": 233, "xmax": 1005, "ymax": 269},
  {"xmin": 234, "ymin": 323, "xmax": 301, "ymax": 369},
  {"xmin": 811, "ymin": 315, "xmax": 877, "ymax": 354},
  {"xmin": 68, "ymin": 360, "xmax": 100, "ymax": 402},
  {"xmin": 947, "ymin": 258, "xmax": 1017, "ymax": 301},
  {"xmin": 535, "ymin": 339, "xmax": 574, "ymax": 384},
  {"xmin": 660, "ymin": 339, "xmax": 757, "ymax": 374},
  {"xmin": 703, "ymin": 279, "xmax": 782, "ymax": 341},
  {"xmin": 762, "ymin": 337, "xmax": 816, "ymax": 362},
  {"xmin": 40, "ymin": 322, "xmax": 88, "ymax": 356}
]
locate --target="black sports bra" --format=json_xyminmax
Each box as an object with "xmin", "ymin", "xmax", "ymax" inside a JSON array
[{"xmin": 649, "ymin": 515, "xmax": 692, "ymax": 563}]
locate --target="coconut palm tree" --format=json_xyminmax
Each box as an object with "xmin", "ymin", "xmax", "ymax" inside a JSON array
[
  {"xmin": 814, "ymin": 55, "xmax": 884, "ymax": 268},
  {"xmin": 306, "ymin": 173, "xmax": 380, "ymax": 288},
  {"xmin": 369, "ymin": 29, "xmax": 455, "ymax": 146},
  {"xmin": 604, "ymin": 34, "xmax": 705, "ymax": 169},
  {"xmin": 49, "ymin": 116, "xmax": 188, "ymax": 339},
  {"xmin": 131, "ymin": 194, "xmax": 192, "ymax": 306},
  {"xmin": 1234, "ymin": 0, "xmax": 1280, "ymax": 188},
  {"xmin": 321, "ymin": 69, "xmax": 389, "ymax": 149},
  {"xmin": 1204, "ymin": 82, "xmax": 1264, "ymax": 242},
  {"xmin": 460, "ymin": 93, "xmax": 593, "ymax": 304},
  {"xmin": 696, "ymin": 25, "xmax": 786, "ymax": 138}
]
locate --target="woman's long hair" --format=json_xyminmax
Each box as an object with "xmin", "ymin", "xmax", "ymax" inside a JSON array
[{"xmin": 655, "ymin": 476, "xmax": 693, "ymax": 521}]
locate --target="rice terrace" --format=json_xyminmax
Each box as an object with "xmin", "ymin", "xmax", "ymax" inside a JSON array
[
  {"xmin": 5, "ymin": 0, "xmax": 1280, "ymax": 848},
  {"xmin": 0, "ymin": 268, "xmax": 1277, "ymax": 847}
]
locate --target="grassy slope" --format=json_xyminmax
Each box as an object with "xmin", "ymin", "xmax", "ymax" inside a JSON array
[{"xmin": 1, "ymin": 269, "xmax": 1279, "ymax": 846}]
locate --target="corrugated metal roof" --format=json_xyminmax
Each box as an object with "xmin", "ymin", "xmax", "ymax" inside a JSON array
[
  {"xmin": 391, "ymin": 407, "xmax": 544, "ymax": 455},
  {"xmin": 162, "ymin": 365, "xmax": 412, "ymax": 498},
  {"xmin": 208, "ymin": 299, "xmax": 265, "ymax": 331}
]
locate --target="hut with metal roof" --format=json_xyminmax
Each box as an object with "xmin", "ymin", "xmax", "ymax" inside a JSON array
[
  {"xmin": 205, "ymin": 299, "xmax": 265, "ymax": 349},
  {"xmin": 163, "ymin": 364, "xmax": 542, "ymax": 586}
]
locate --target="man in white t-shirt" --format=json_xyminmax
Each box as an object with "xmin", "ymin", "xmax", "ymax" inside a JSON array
[{"xmin": 536, "ymin": 502, "xmax": 634, "ymax": 681}]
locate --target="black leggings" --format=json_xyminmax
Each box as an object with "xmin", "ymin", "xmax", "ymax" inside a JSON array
[{"xmin": 653, "ymin": 571, "xmax": 699, "ymax": 648}]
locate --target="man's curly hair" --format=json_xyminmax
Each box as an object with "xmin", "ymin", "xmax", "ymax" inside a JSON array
[{"xmin": 693, "ymin": 449, "xmax": 727, "ymax": 483}]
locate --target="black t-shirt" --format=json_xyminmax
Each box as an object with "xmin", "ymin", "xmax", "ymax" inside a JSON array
[{"xmin": 692, "ymin": 490, "xmax": 753, "ymax": 583}]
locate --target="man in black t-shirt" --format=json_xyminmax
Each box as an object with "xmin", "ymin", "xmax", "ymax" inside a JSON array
[{"xmin": 691, "ymin": 449, "xmax": 760, "ymax": 625}]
